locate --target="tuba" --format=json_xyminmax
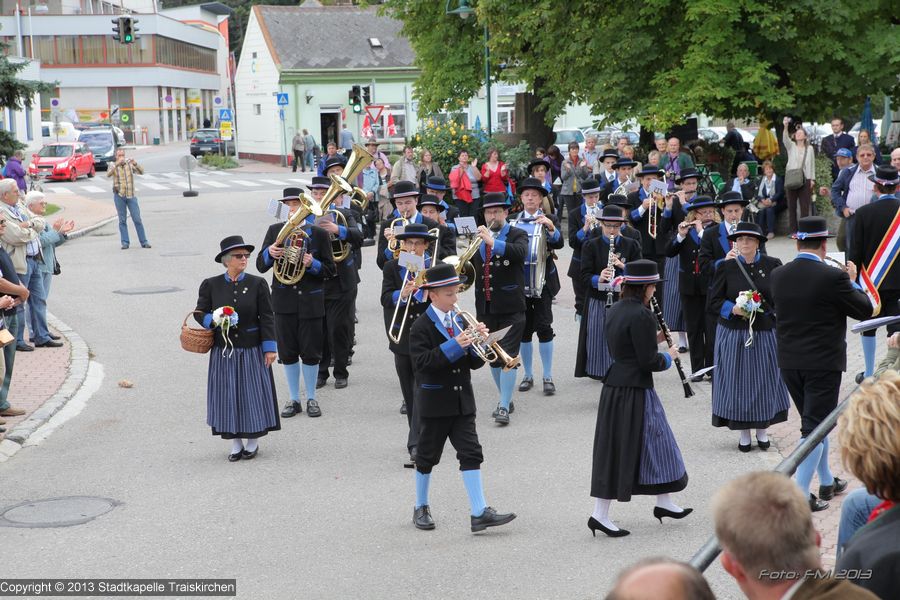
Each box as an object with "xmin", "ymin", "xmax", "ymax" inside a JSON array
[
  {"xmin": 327, "ymin": 208, "xmax": 351, "ymax": 263},
  {"xmin": 350, "ymin": 186, "xmax": 369, "ymax": 212},
  {"xmin": 452, "ymin": 304, "xmax": 521, "ymax": 371}
]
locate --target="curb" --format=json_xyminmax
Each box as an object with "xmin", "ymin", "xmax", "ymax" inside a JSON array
[
  {"xmin": 0, "ymin": 312, "xmax": 92, "ymax": 462},
  {"xmin": 68, "ymin": 216, "xmax": 117, "ymax": 241}
]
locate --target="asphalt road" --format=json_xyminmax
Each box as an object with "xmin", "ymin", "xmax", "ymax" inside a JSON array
[{"xmin": 0, "ymin": 182, "xmax": 802, "ymax": 599}]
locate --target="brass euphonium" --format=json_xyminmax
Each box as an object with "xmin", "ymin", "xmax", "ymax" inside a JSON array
[
  {"xmin": 350, "ymin": 186, "xmax": 369, "ymax": 212},
  {"xmin": 273, "ymin": 191, "xmax": 324, "ymax": 285},
  {"xmin": 327, "ymin": 208, "xmax": 351, "ymax": 263},
  {"xmin": 443, "ymin": 235, "xmax": 484, "ymax": 293},
  {"xmin": 387, "ymin": 215, "xmax": 409, "ymax": 259}
]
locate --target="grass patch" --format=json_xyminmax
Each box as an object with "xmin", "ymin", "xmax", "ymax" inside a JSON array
[
  {"xmin": 200, "ymin": 154, "xmax": 239, "ymax": 169},
  {"xmin": 45, "ymin": 203, "xmax": 61, "ymax": 215}
]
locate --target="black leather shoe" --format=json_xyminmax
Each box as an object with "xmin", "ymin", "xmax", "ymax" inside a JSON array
[
  {"xmin": 316, "ymin": 377, "xmax": 327, "ymax": 389},
  {"xmin": 241, "ymin": 448, "xmax": 258, "ymax": 460},
  {"xmin": 756, "ymin": 437, "xmax": 771, "ymax": 450},
  {"xmin": 470, "ymin": 507, "xmax": 516, "ymax": 532},
  {"xmin": 509, "ymin": 400, "xmax": 515, "ymax": 414},
  {"xmin": 400, "ymin": 402, "xmax": 407, "ymax": 415},
  {"xmin": 808, "ymin": 494, "xmax": 829, "ymax": 512},
  {"xmin": 494, "ymin": 407, "xmax": 510, "ymax": 425},
  {"xmin": 404, "ymin": 453, "xmax": 416, "ymax": 469},
  {"xmin": 141, "ymin": 243, "xmax": 152, "ymax": 249},
  {"xmin": 49, "ymin": 333, "xmax": 61, "ymax": 341},
  {"xmin": 543, "ymin": 378, "xmax": 556, "ymax": 396},
  {"xmin": 653, "ymin": 506, "xmax": 693, "ymax": 523},
  {"xmin": 280, "ymin": 401, "xmax": 302, "ymax": 418},
  {"xmin": 347, "ymin": 356, "xmax": 353, "ymax": 366},
  {"xmin": 335, "ymin": 377, "xmax": 348, "ymax": 389},
  {"xmin": 738, "ymin": 442, "xmax": 752, "ymax": 453},
  {"xmin": 35, "ymin": 340, "xmax": 64, "ymax": 348},
  {"xmin": 518, "ymin": 377, "xmax": 533, "ymax": 392},
  {"xmin": 414, "ymin": 505, "xmax": 435, "ymax": 530},
  {"xmin": 227, "ymin": 451, "xmax": 242, "ymax": 462},
  {"xmin": 819, "ymin": 477, "xmax": 848, "ymax": 501},
  {"xmin": 854, "ymin": 371, "xmax": 865, "ymax": 384},
  {"xmin": 588, "ymin": 516, "xmax": 630, "ymax": 538},
  {"xmin": 678, "ymin": 346, "xmax": 688, "ymax": 353},
  {"xmin": 362, "ymin": 238, "xmax": 376, "ymax": 247},
  {"xmin": 16, "ymin": 344, "xmax": 34, "ymax": 352},
  {"xmin": 306, "ymin": 399, "xmax": 322, "ymax": 418},
  {"xmin": 690, "ymin": 375, "xmax": 704, "ymax": 383}
]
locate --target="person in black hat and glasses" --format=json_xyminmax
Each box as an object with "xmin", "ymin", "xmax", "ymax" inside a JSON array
[
  {"xmin": 409, "ymin": 262, "xmax": 517, "ymax": 533},
  {"xmin": 257, "ymin": 187, "xmax": 335, "ymax": 419},
  {"xmin": 568, "ymin": 177, "xmax": 605, "ymax": 320},
  {"xmin": 381, "ymin": 223, "xmax": 437, "ymax": 468},
  {"xmin": 510, "ymin": 177, "xmax": 565, "ymax": 395},
  {"xmin": 195, "ymin": 236, "xmax": 279, "ymax": 461},
  {"xmin": 526, "ymin": 158, "xmax": 557, "ymax": 214},
  {"xmin": 575, "ymin": 205, "xmax": 642, "ymax": 381},
  {"xmin": 771, "ymin": 216, "xmax": 872, "ymax": 512},
  {"xmin": 470, "ymin": 192, "xmax": 529, "ymax": 425},
  {"xmin": 588, "ymin": 259, "xmax": 690, "ymax": 537},
  {"xmin": 708, "ymin": 221, "xmax": 790, "ymax": 452},
  {"xmin": 377, "ymin": 181, "xmax": 451, "ymax": 270},
  {"xmin": 848, "ymin": 165, "xmax": 900, "ymax": 382}
]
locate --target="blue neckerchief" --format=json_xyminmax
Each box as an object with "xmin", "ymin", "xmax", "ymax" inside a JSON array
[
  {"xmin": 718, "ymin": 222, "xmax": 731, "ymax": 254},
  {"xmin": 639, "ymin": 187, "xmax": 649, "ymax": 201},
  {"xmin": 479, "ymin": 223, "xmax": 510, "ymax": 261},
  {"xmin": 737, "ymin": 251, "xmax": 761, "ymax": 265},
  {"xmin": 877, "ymin": 194, "xmax": 898, "ymax": 202},
  {"xmin": 224, "ymin": 272, "xmax": 247, "ymax": 283}
]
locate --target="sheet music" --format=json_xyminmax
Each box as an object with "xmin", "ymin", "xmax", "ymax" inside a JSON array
[
  {"xmin": 267, "ymin": 199, "xmax": 288, "ymax": 221},
  {"xmin": 485, "ymin": 325, "xmax": 512, "ymax": 345},
  {"xmin": 398, "ymin": 251, "xmax": 425, "ymax": 272},
  {"xmin": 649, "ymin": 179, "xmax": 668, "ymax": 196},
  {"xmin": 454, "ymin": 217, "xmax": 478, "ymax": 236},
  {"xmin": 851, "ymin": 314, "xmax": 900, "ymax": 333}
]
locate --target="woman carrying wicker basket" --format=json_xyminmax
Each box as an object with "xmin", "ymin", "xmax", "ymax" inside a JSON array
[{"xmin": 194, "ymin": 235, "xmax": 280, "ymax": 462}]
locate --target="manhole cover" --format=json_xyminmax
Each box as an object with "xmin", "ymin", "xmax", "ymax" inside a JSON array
[
  {"xmin": 113, "ymin": 286, "xmax": 182, "ymax": 295},
  {"xmin": 0, "ymin": 496, "xmax": 119, "ymax": 528},
  {"xmin": 160, "ymin": 251, "xmax": 202, "ymax": 257}
]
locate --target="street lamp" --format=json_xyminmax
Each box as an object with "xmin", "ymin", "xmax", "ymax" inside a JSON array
[{"xmin": 446, "ymin": 0, "xmax": 491, "ymax": 135}]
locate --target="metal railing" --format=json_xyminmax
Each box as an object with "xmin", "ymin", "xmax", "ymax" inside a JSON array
[{"xmin": 689, "ymin": 387, "xmax": 856, "ymax": 572}]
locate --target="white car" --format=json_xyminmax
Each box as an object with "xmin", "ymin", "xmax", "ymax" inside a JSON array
[
  {"xmin": 849, "ymin": 119, "xmax": 881, "ymax": 143},
  {"xmin": 553, "ymin": 128, "xmax": 585, "ymax": 154},
  {"xmin": 41, "ymin": 121, "xmax": 79, "ymax": 143}
]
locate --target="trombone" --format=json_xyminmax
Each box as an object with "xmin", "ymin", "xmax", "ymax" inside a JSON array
[
  {"xmin": 451, "ymin": 304, "xmax": 521, "ymax": 371},
  {"xmin": 647, "ymin": 174, "xmax": 667, "ymax": 240},
  {"xmin": 386, "ymin": 226, "xmax": 441, "ymax": 344}
]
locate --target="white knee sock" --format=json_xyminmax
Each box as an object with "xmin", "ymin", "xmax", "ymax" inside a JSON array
[
  {"xmin": 230, "ymin": 439, "xmax": 243, "ymax": 454},
  {"xmin": 740, "ymin": 429, "xmax": 752, "ymax": 446},
  {"xmin": 245, "ymin": 438, "xmax": 258, "ymax": 452},
  {"xmin": 756, "ymin": 429, "xmax": 769, "ymax": 443},
  {"xmin": 655, "ymin": 493, "xmax": 683, "ymax": 512},
  {"xmin": 678, "ymin": 332, "xmax": 688, "ymax": 347},
  {"xmin": 591, "ymin": 497, "xmax": 619, "ymax": 531}
]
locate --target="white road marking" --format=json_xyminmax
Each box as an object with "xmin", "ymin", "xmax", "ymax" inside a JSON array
[
  {"xmin": 202, "ymin": 180, "xmax": 229, "ymax": 188},
  {"xmin": 231, "ymin": 180, "xmax": 262, "ymax": 187},
  {"xmin": 141, "ymin": 182, "xmax": 170, "ymax": 190},
  {"xmin": 260, "ymin": 179, "xmax": 290, "ymax": 186},
  {"xmin": 45, "ymin": 186, "xmax": 73, "ymax": 194},
  {"xmin": 79, "ymin": 185, "xmax": 106, "ymax": 193}
]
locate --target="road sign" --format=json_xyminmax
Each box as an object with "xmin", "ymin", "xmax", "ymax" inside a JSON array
[
  {"xmin": 364, "ymin": 104, "xmax": 385, "ymax": 125},
  {"xmin": 278, "ymin": 109, "xmax": 285, "ymax": 122},
  {"xmin": 276, "ymin": 93, "xmax": 289, "ymax": 106},
  {"xmin": 219, "ymin": 108, "xmax": 233, "ymax": 122},
  {"xmin": 179, "ymin": 155, "xmax": 198, "ymax": 172},
  {"xmin": 220, "ymin": 121, "xmax": 233, "ymax": 141}
]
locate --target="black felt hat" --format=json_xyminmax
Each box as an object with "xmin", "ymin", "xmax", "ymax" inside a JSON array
[
  {"xmin": 215, "ymin": 235, "xmax": 255, "ymax": 263},
  {"xmin": 480, "ymin": 192, "xmax": 511, "ymax": 211},
  {"xmin": 527, "ymin": 158, "xmax": 551, "ymax": 174},
  {"xmin": 581, "ymin": 178, "xmax": 603, "ymax": 195},
  {"xmin": 791, "ymin": 216, "xmax": 835, "ymax": 240},
  {"xmin": 418, "ymin": 194, "xmax": 446, "ymax": 212},
  {"xmin": 424, "ymin": 176, "xmax": 449, "ymax": 191},
  {"xmin": 717, "ymin": 191, "xmax": 750, "ymax": 208},
  {"xmin": 279, "ymin": 187, "xmax": 304, "ymax": 202},
  {"xmin": 421, "ymin": 262, "xmax": 467, "ymax": 288},
  {"xmin": 622, "ymin": 259, "xmax": 664, "ymax": 284},
  {"xmin": 675, "ymin": 168, "xmax": 700, "ymax": 183},
  {"xmin": 323, "ymin": 155, "xmax": 347, "ymax": 173},
  {"xmin": 307, "ymin": 177, "xmax": 330, "ymax": 190},
  {"xmin": 598, "ymin": 205, "xmax": 625, "ymax": 223},
  {"xmin": 869, "ymin": 165, "xmax": 899, "ymax": 186},
  {"xmin": 727, "ymin": 221, "xmax": 767, "ymax": 242},
  {"xmin": 686, "ymin": 195, "xmax": 717, "ymax": 210},
  {"xmin": 517, "ymin": 177, "xmax": 549, "ymax": 196},
  {"xmin": 394, "ymin": 222, "xmax": 437, "ymax": 241}
]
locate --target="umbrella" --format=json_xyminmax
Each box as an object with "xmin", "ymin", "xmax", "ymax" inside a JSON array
[
  {"xmin": 860, "ymin": 96, "xmax": 878, "ymax": 144},
  {"xmin": 473, "ymin": 115, "xmax": 487, "ymax": 142},
  {"xmin": 753, "ymin": 116, "xmax": 778, "ymax": 161}
]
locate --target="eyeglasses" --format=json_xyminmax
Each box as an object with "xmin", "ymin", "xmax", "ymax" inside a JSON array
[
  {"xmin": 230, "ymin": 253, "xmax": 250, "ymax": 259},
  {"xmin": 0, "ymin": 220, "xmax": 5, "ymax": 224}
]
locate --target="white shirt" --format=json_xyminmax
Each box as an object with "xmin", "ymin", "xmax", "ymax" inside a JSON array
[
  {"xmin": 847, "ymin": 165, "xmax": 876, "ymax": 211},
  {"xmin": 430, "ymin": 305, "xmax": 457, "ymax": 335}
]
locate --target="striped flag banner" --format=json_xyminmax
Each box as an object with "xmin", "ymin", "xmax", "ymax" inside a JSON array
[{"xmin": 860, "ymin": 207, "xmax": 900, "ymax": 316}]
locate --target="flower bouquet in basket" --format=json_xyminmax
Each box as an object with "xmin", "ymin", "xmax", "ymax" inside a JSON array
[
  {"xmin": 212, "ymin": 306, "xmax": 239, "ymax": 356},
  {"xmin": 734, "ymin": 290, "xmax": 762, "ymax": 348}
]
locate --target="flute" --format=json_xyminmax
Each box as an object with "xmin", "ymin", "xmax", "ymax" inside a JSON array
[{"xmin": 649, "ymin": 297, "xmax": 694, "ymax": 398}]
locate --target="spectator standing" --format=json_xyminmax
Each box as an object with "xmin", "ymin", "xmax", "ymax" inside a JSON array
[
  {"xmin": 316, "ymin": 142, "xmax": 339, "ymax": 176},
  {"xmin": 560, "ymin": 142, "xmax": 585, "ymax": 217},
  {"xmin": 291, "ymin": 131, "xmax": 306, "ymax": 172},
  {"xmin": 782, "ymin": 116, "xmax": 817, "ymax": 234},
  {"xmin": 363, "ymin": 137, "xmax": 391, "ymax": 172},
  {"xmin": 390, "ymin": 145, "xmax": 419, "ymax": 188},
  {"xmin": 661, "ymin": 138, "xmax": 694, "ymax": 190},
  {"xmin": 653, "ymin": 133, "xmax": 667, "ymax": 154},
  {"xmin": 821, "ymin": 148, "xmax": 856, "ymax": 250},
  {"xmin": 371, "ymin": 158, "xmax": 392, "ymax": 221},
  {"xmin": 302, "ymin": 129, "xmax": 317, "ymax": 172},
  {"xmin": 107, "ymin": 148, "xmax": 150, "ymax": 250},
  {"xmin": 580, "ymin": 135, "xmax": 600, "ymax": 172},
  {"xmin": 23, "ymin": 191, "xmax": 67, "ymax": 348},
  {"xmin": 821, "ymin": 117, "xmax": 856, "ymax": 178},
  {"xmin": 616, "ymin": 136, "xmax": 629, "ymax": 156},
  {"xmin": 448, "ymin": 149, "xmax": 481, "ymax": 218},
  {"xmin": 416, "ymin": 148, "xmax": 443, "ymax": 192},
  {"xmin": 891, "ymin": 147, "xmax": 900, "ymax": 170},
  {"xmin": 722, "ymin": 122, "xmax": 745, "ymax": 175},
  {"xmin": 338, "ymin": 124, "xmax": 354, "ymax": 154},
  {"xmin": 755, "ymin": 159, "xmax": 786, "ymax": 239},
  {"xmin": 0, "ymin": 214, "xmax": 30, "ymax": 420},
  {"xmin": 479, "ymin": 147, "xmax": 509, "ymax": 194},
  {"xmin": 857, "ymin": 129, "xmax": 882, "ymax": 165},
  {"xmin": 545, "ymin": 145, "xmax": 563, "ymax": 182},
  {"xmin": 4, "ymin": 151, "xmax": 26, "ymax": 192},
  {"xmin": 831, "ymin": 143, "xmax": 878, "ymax": 255}
]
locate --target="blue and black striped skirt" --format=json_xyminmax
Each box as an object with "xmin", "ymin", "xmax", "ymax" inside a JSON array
[
  {"xmin": 663, "ymin": 256, "xmax": 685, "ymax": 331},
  {"xmin": 575, "ymin": 296, "xmax": 612, "ymax": 380},
  {"xmin": 711, "ymin": 325, "xmax": 790, "ymax": 430},
  {"xmin": 207, "ymin": 346, "xmax": 280, "ymax": 439}
]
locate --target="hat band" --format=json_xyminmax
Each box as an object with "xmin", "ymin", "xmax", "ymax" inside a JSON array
[
  {"xmin": 794, "ymin": 231, "xmax": 829, "ymax": 239},
  {"xmin": 624, "ymin": 274, "xmax": 659, "ymax": 283},
  {"xmin": 393, "ymin": 191, "xmax": 419, "ymax": 198},
  {"xmin": 426, "ymin": 276, "xmax": 460, "ymax": 287},
  {"xmin": 581, "ymin": 186, "xmax": 602, "ymax": 194}
]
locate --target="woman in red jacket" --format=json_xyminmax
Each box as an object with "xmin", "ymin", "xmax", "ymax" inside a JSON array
[{"xmin": 480, "ymin": 147, "xmax": 509, "ymax": 194}]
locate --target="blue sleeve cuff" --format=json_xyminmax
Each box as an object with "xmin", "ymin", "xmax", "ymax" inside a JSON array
[
  {"xmin": 548, "ymin": 228, "xmax": 561, "ymax": 242},
  {"xmin": 261, "ymin": 340, "xmax": 277, "ymax": 353},
  {"xmin": 660, "ymin": 352, "xmax": 672, "ymax": 370},
  {"xmin": 309, "ymin": 258, "xmax": 322, "ymax": 275},
  {"xmin": 338, "ymin": 225, "xmax": 347, "ymax": 240},
  {"xmin": 492, "ymin": 239, "xmax": 506, "ymax": 256},
  {"xmin": 720, "ymin": 300, "xmax": 735, "ymax": 319},
  {"xmin": 591, "ymin": 275, "xmax": 600, "ymax": 289},
  {"xmin": 630, "ymin": 208, "xmax": 642, "ymax": 222},
  {"xmin": 262, "ymin": 247, "xmax": 273, "ymax": 266},
  {"xmin": 663, "ymin": 209, "xmax": 672, "ymax": 218},
  {"xmin": 440, "ymin": 338, "xmax": 466, "ymax": 362},
  {"xmin": 384, "ymin": 247, "xmax": 394, "ymax": 260},
  {"xmin": 391, "ymin": 290, "xmax": 402, "ymax": 305},
  {"xmin": 203, "ymin": 313, "xmax": 214, "ymax": 329},
  {"xmin": 576, "ymin": 229, "xmax": 586, "ymax": 242}
]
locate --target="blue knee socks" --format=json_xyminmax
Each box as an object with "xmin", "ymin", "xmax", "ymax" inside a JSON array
[
  {"xmin": 490, "ymin": 366, "xmax": 501, "ymax": 390},
  {"xmin": 816, "ymin": 436, "xmax": 834, "ymax": 487},
  {"xmin": 539, "ymin": 340, "xmax": 554, "ymax": 380},
  {"xmin": 461, "ymin": 469, "xmax": 487, "ymax": 517},
  {"xmin": 301, "ymin": 363, "xmax": 319, "ymax": 400},
  {"xmin": 862, "ymin": 335, "xmax": 876, "ymax": 377},
  {"xmin": 283, "ymin": 362, "xmax": 301, "ymax": 401},
  {"xmin": 415, "ymin": 471, "xmax": 431, "ymax": 508},
  {"xmin": 499, "ymin": 369, "xmax": 517, "ymax": 410},
  {"xmin": 795, "ymin": 438, "xmax": 824, "ymax": 495},
  {"xmin": 519, "ymin": 342, "xmax": 534, "ymax": 379}
]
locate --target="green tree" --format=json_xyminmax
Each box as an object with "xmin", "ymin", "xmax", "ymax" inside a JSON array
[
  {"xmin": 0, "ymin": 39, "xmax": 55, "ymax": 156},
  {"xmin": 384, "ymin": 0, "xmax": 899, "ymax": 138}
]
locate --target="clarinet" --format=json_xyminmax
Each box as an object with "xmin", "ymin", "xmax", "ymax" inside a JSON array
[
  {"xmin": 649, "ymin": 297, "xmax": 694, "ymax": 398},
  {"xmin": 606, "ymin": 234, "xmax": 616, "ymax": 308}
]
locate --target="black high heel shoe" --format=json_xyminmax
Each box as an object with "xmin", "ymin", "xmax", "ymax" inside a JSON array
[
  {"xmin": 756, "ymin": 438, "xmax": 771, "ymax": 450},
  {"xmin": 588, "ymin": 517, "xmax": 630, "ymax": 538},
  {"xmin": 653, "ymin": 506, "xmax": 693, "ymax": 523}
]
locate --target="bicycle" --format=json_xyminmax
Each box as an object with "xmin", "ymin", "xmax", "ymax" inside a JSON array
[{"xmin": 27, "ymin": 172, "xmax": 44, "ymax": 192}]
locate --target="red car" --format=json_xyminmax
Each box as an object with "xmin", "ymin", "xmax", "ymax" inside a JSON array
[{"xmin": 28, "ymin": 142, "xmax": 95, "ymax": 182}]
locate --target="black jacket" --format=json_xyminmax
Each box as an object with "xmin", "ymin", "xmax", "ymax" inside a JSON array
[
  {"xmin": 836, "ymin": 504, "xmax": 900, "ymax": 600},
  {"xmin": 194, "ymin": 273, "xmax": 276, "ymax": 350},
  {"xmin": 581, "ymin": 234, "xmax": 642, "ymax": 301},
  {"xmin": 376, "ymin": 211, "xmax": 453, "ymax": 270},
  {"xmin": 566, "ymin": 203, "xmax": 643, "ymax": 279},
  {"xmin": 0, "ymin": 248, "xmax": 20, "ymax": 317},
  {"xmin": 698, "ymin": 222, "xmax": 768, "ymax": 281},
  {"xmin": 381, "ymin": 258, "xmax": 430, "ymax": 355},
  {"xmin": 509, "ymin": 210, "xmax": 565, "ymax": 298},
  {"xmin": 324, "ymin": 206, "xmax": 363, "ymax": 296},
  {"xmin": 708, "ymin": 254, "xmax": 782, "ymax": 330},
  {"xmin": 850, "ymin": 195, "xmax": 900, "ymax": 292},
  {"xmin": 409, "ymin": 307, "xmax": 485, "ymax": 418},
  {"xmin": 469, "ymin": 223, "xmax": 529, "ymax": 315},
  {"xmin": 666, "ymin": 224, "xmax": 715, "ymax": 295},
  {"xmin": 626, "ymin": 189, "xmax": 682, "ymax": 257},
  {"xmin": 256, "ymin": 221, "xmax": 335, "ymax": 317},
  {"xmin": 603, "ymin": 297, "xmax": 671, "ymax": 388},
  {"xmin": 771, "ymin": 255, "xmax": 872, "ymax": 372}
]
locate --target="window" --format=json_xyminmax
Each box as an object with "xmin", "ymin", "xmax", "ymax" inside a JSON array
[
  {"xmin": 81, "ymin": 36, "xmax": 105, "ymax": 64},
  {"xmin": 133, "ymin": 35, "xmax": 153, "ymax": 63},
  {"xmin": 496, "ymin": 102, "xmax": 515, "ymax": 133},
  {"xmin": 106, "ymin": 35, "xmax": 129, "ymax": 64},
  {"xmin": 56, "ymin": 36, "xmax": 77, "ymax": 64},
  {"xmin": 155, "ymin": 36, "xmax": 216, "ymax": 73},
  {"xmin": 25, "ymin": 104, "xmax": 32, "ymax": 141},
  {"xmin": 32, "ymin": 36, "xmax": 55, "ymax": 63},
  {"xmin": 253, "ymin": 104, "xmax": 261, "ymax": 115},
  {"xmin": 383, "ymin": 104, "xmax": 406, "ymax": 138}
]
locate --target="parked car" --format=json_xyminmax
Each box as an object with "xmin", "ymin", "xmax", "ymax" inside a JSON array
[
  {"xmin": 41, "ymin": 121, "xmax": 80, "ymax": 143},
  {"xmin": 697, "ymin": 128, "xmax": 721, "ymax": 143},
  {"xmin": 78, "ymin": 127, "xmax": 120, "ymax": 170},
  {"xmin": 27, "ymin": 142, "xmax": 95, "ymax": 181},
  {"xmin": 849, "ymin": 119, "xmax": 882, "ymax": 143},
  {"xmin": 610, "ymin": 130, "xmax": 640, "ymax": 146},
  {"xmin": 190, "ymin": 128, "xmax": 224, "ymax": 156},
  {"xmin": 552, "ymin": 128, "xmax": 585, "ymax": 154}
]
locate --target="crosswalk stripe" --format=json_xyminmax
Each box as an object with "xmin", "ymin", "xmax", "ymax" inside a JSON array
[
  {"xmin": 202, "ymin": 180, "xmax": 229, "ymax": 188},
  {"xmin": 79, "ymin": 185, "xmax": 106, "ymax": 193},
  {"xmin": 231, "ymin": 180, "xmax": 262, "ymax": 187},
  {"xmin": 289, "ymin": 178, "xmax": 312, "ymax": 184},
  {"xmin": 45, "ymin": 186, "xmax": 73, "ymax": 194},
  {"xmin": 141, "ymin": 182, "xmax": 170, "ymax": 190},
  {"xmin": 260, "ymin": 179, "xmax": 290, "ymax": 186},
  {"xmin": 168, "ymin": 180, "xmax": 192, "ymax": 189},
  {"xmin": 206, "ymin": 171, "xmax": 231, "ymax": 176}
]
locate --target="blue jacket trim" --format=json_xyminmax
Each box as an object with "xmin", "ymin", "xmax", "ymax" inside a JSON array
[{"xmin": 262, "ymin": 340, "xmax": 277, "ymax": 353}]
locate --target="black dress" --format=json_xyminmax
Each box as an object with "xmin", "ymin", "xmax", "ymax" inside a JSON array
[{"xmin": 591, "ymin": 297, "xmax": 688, "ymax": 501}]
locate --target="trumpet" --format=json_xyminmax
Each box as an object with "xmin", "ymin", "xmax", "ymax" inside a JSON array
[
  {"xmin": 387, "ymin": 264, "xmax": 426, "ymax": 344},
  {"xmin": 585, "ymin": 204, "xmax": 602, "ymax": 230},
  {"xmin": 451, "ymin": 304, "xmax": 521, "ymax": 371},
  {"xmin": 387, "ymin": 213, "xmax": 410, "ymax": 259}
]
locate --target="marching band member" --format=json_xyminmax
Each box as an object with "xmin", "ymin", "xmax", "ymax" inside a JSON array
[
  {"xmin": 604, "ymin": 194, "xmax": 644, "ymax": 246},
  {"xmin": 599, "ymin": 158, "xmax": 637, "ymax": 205},
  {"xmin": 661, "ymin": 168, "xmax": 701, "ymax": 351},
  {"xmin": 381, "ymin": 223, "xmax": 437, "ymax": 468},
  {"xmin": 470, "ymin": 192, "xmax": 529, "ymax": 425},
  {"xmin": 510, "ymin": 177, "xmax": 565, "ymax": 396},
  {"xmin": 377, "ymin": 181, "xmax": 451, "ymax": 270},
  {"xmin": 575, "ymin": 206, "xmax": 642, "ymax": 380},
  {"xmin": 418, "ymin": 194, "xmax": 456, "ymax": 250},
  {"xmin": 423, "ymin": 175, "xmax": 460, "ymax": 235},
  {"xmin": 568, "ymin": 178, "xmax": 604, "ymax": 320},
  {"xmin": 666, "ymin": 196, "xmax": 719, "ymax": 380},
  {"xmin": 316, "ymin": 162, "xmax": 364, "ymax": 391},
  {"xmin": 588, "ymin": 260, "xmax": 690, "ymax": 538},
  {"xmin": 409, "ymin": 262, "xmax": 517, "ymax": 533},
  {"xmin": 707, "ymin": 222, "xmax": 790, "ymax": 452},
  {"xmin": 594, "ymin": 149, "xmax": 621, "ymax": 186},
  {"xmin": 527, "ymin": 158, "xmax": 556, "ymax": 214},
  {"xmin": 257, "ymin": 187, "xmax": 335, "ymax": 419},
  {"xmin": 771, "ymin": 216, "xmax": 872, "ymax": 512}
]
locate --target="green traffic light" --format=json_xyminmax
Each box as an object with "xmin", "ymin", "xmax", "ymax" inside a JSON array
[{"xmin": 124, "ymin": 34, "xmax": 133, "ymax": 42}]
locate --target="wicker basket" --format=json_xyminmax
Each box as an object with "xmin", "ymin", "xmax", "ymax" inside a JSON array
[{"xmin": 181, "ymin": 311, "xmax": 214, "ymax": 354}]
